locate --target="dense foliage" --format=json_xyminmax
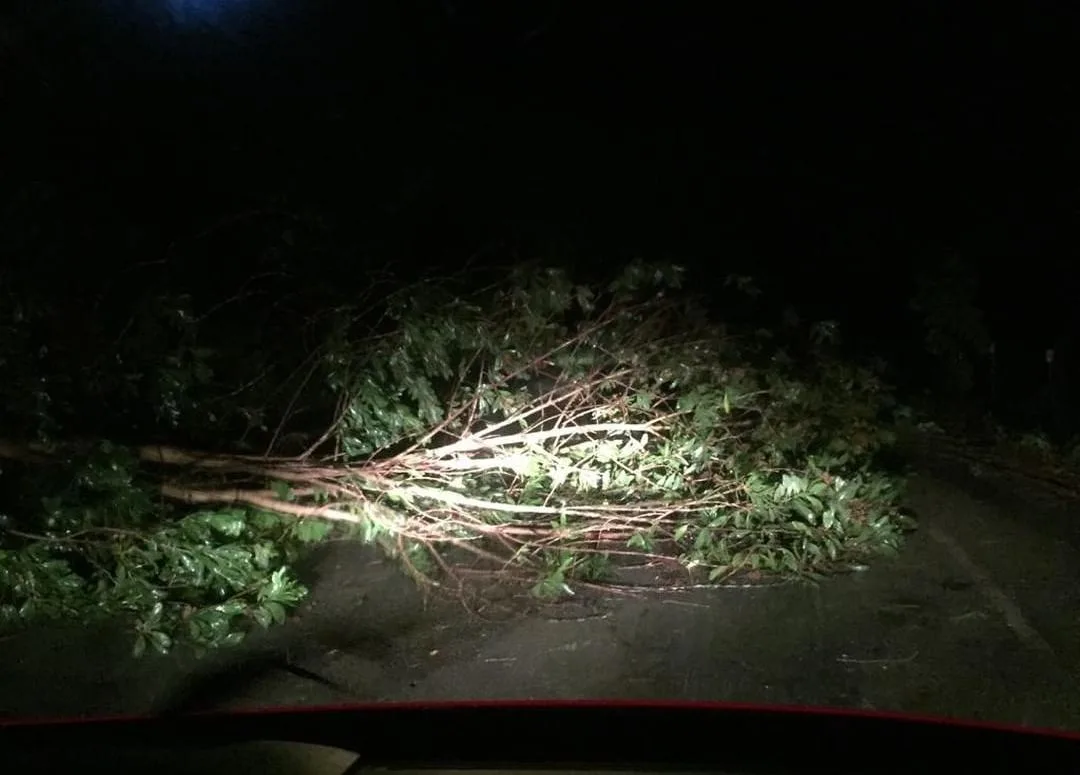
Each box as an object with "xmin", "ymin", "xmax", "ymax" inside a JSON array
[{"xmin": 0, "ymin": 259, "xmax": 915, "ymax": 657}]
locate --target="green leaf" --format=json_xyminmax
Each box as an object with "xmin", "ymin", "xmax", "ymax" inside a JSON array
[
  {"xmin": 149, "ymin": 630, "xmax": 173, "ymax": 655},
  {"xmin": 264, "ymin": 600, "xmax": 288, "ymax": 625},
  {"xmin": 270, "ymin": 480, "xmax": 294, "ymax": 502},
  {"xmin": 294, "ymin": 519, "xmax": 332, "ymax": 543},
  {"xmin": 788, "ymin": 520, "xmax": 814, "ymax": 536},
  {"xmin": 252, "ymin": 606, "xmax": 273, "ymax": 628},
  {"xmin": 252, "ymin": 542, "xmax": 276, "ymax": 569},
  {"xmin": 791, "ymin": 499, "xmax": 815, "ymax": 522},
  {"xmin": 206, "ymin": 510, "xmax": 246, "ymax": 537}
]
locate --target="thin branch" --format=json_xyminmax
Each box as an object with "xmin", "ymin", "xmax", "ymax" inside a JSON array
[{"xmin": 430, "ymin": 420, "xmax": 665, "ymax": 457}]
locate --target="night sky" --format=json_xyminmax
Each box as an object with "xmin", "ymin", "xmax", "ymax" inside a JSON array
[{"xmin": 3, "ymin": 1, "xmax": 1079, "ymax": 389}]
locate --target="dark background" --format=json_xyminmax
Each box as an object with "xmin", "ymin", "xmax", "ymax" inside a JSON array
[{"xmin": 3, "ymin": 1, "xmax": 1078, "ymax": 431}]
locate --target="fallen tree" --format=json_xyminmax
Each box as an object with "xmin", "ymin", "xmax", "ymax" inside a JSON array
[{"xmin": 0, "ymin": 260, "xmax": 915, "ymax": 656}]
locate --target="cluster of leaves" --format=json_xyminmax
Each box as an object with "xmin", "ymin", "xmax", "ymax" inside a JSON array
[
  {"xmin": 0, "ymin": 284, "xmax": 234, "ymax": 446},
  {"xmin": 0, "ymin": 257, "xmax": 349, "ymax": 656},
  {"xmin": 0, "ymin": 441, "xmax": 335, "ymax": 656}
]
